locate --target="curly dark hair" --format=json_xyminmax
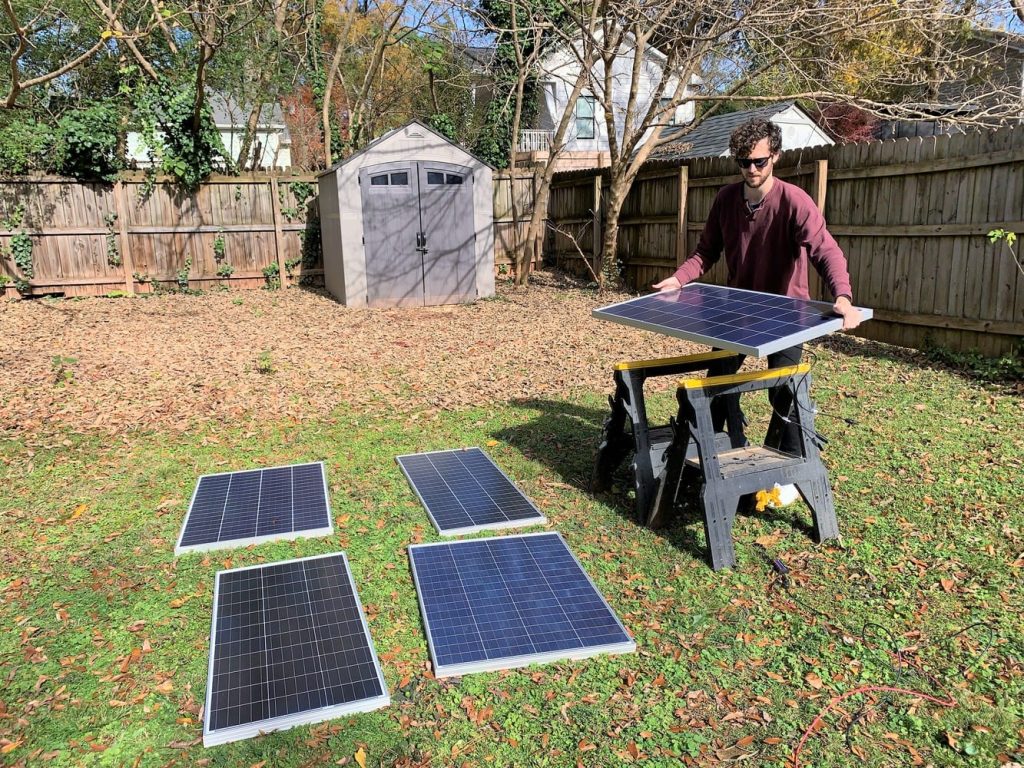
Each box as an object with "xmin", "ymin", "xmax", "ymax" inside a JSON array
[{"xmin": 729, "ymin": 118, "xmax": 782, "ymax": 157}]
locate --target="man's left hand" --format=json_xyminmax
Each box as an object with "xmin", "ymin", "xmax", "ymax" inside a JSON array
[{"xmin": 833, "ymin": 296, "xmax": 862, "ymax": 330}]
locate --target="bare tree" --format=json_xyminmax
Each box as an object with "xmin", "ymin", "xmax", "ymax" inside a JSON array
[
  {"xmin": 320, "ymin": 0, "xmax": 450, "ymax": 164},
  {"xmin": 227, "ymin": 0, "xmax": 311, "ymax": 169},
  {"xmin": 542, "ymin": 0, "xmax": 1024, "ymax": 286},
  {"xmin": 493, "ymin": 2, "xmax": 555, "ymax": 286}
]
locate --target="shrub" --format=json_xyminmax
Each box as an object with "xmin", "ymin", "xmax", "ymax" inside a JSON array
[
  {"xmin": 55, "ymin": 103, "xmax": 123, "ymax": 181},
  {"xmin": 0, "ymin": 118, "xmax": 58, "ymax": 175},
  {"xmin": 136, "ymin": 80, "xmax": 234, "ymax": 190}
]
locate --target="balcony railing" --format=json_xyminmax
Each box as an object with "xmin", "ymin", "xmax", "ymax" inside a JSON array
[{"xmin": 517, "ymin": 129, "xmax": 555, "ymax": 152}]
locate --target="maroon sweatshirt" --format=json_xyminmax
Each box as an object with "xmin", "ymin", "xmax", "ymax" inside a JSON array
[{"xmin": 672, "ymin": 179, "xmax": 853, "ymax": 300}]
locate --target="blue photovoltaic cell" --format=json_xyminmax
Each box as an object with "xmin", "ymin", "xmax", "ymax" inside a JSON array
[
  {"xmin": 176, "ymin": 462, "xmax": 332, "ymax": 555},
  {"xmin": 593, "ymin": 283, "xmax": 872, "ymax": 357},
  {"xmin": 397, "ymin": 448, "xmax": 546, "ymax": 535},
  {"xmin": 204, "ymin": 553, "xmax": 389, "ymax": 746},
  {"xmin": 408, "ymin": 532, "xmax": 635, "ymax": 677}
]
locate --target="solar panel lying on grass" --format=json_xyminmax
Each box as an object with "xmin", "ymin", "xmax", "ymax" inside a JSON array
[
  {"xmin": 593, "ymin": 283, "xmax": 873, "ymax": 358},
  {"xmin": 408, "ymin": 532, "xmax": 635, "ymax": 677},
  {"xmin": 396, "ymin": 448, "xmax": 546, "ymax": 536},
  {"xmin": 176, "ymin": 462, "xmax": 332, "ymax": 555},
  {"xmin": 204, "ymin": 553, "xmax": 389, "ymax": 747}
]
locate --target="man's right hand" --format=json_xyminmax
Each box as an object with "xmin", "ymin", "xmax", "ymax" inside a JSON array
[{"xmin": 652, "ymin": 276, "xmax": 682, "ymax": 292}]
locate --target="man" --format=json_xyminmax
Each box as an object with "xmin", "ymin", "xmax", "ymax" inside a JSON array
[{"xmin": 654, "ymin": 117, "xmax": 861, "ymax": 462}]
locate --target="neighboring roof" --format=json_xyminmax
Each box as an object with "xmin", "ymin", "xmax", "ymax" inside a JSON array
[
  {"xmin": 971, "ymin": 26, "xmax": 1024, "ymax": 54},
  {"xmin": 460, "ymin": 45, "xmax": 497, "ymax": 72},
  {"xmin": 649, "ymin": 102, "xmax": 800, "ymax": 161},
  {"xmin": 206, "ymin": 91, "xmax": 288, "ymax": 134},
  {"xmin": 317, "ymin": 119, "xmax": 494, "ymax": 177}
]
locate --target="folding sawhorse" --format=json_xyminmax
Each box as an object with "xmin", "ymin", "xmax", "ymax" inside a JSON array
[
  {"xmin": 651, "ymin": 363, "xmax": 840, "ymax": 570},
  {"xmin": 592, "ymin": 350, "xmax": 744, "ymax": 524}
]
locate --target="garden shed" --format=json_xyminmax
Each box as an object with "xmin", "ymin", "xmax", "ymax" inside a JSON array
[{"xmin": 318, "ymin": 120, "xmax": 494, "ymax": 307}]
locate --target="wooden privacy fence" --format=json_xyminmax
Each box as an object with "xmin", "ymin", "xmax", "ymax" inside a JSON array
[
  {"xmin": 1, "ymin": 172, "xmax": 533, "ymax": 296},
  {"xmin": 492, "ymin": 170, "xmax": 541, "ymax": 271},
  {"xmin": 0, "ymin": 173, "xmax": 322, "ymax": 297},
  {"xmin": 547, "ymin": 125, "xmax": 1024, "ymax": 357},
  {"xmin": 4, "ymin": 129, "xmax": 1022, "ymax": 356}
]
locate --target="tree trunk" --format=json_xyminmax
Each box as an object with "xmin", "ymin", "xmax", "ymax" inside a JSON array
[
  {"xmin": 518, "ymin": 54, "xmax": 594, "ymax": 288},
  {"xmin": 523, "ymin": 176, "xmax": 549, "ymax": 285},
  {"xmin": 322, "ymin": 36, "xmax": 346, "ymax": 165},
  {"xmin": 236, "ymin": 100, "xmax": 264, "ymax": 170},
  {"xmin": 599, "ymin": 179, "xmax": 629, "ymax": 288},
  {"xmin": 508, "ymin": 78, "xmax": 528, "ymax": 286}
]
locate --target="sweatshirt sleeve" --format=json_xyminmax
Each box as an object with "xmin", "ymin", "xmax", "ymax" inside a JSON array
[
  {"xmin": 794, "ymin": 196, "xmax": 853, "ymax": 299},
  {"xmin": 672, "ymin": 188, "xmax": 725, "ymax": 285}
]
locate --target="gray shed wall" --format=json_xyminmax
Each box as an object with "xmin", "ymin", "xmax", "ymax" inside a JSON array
[{"xmin": 317, "ymin": 169, "xmax": 344, "ymax": 300}]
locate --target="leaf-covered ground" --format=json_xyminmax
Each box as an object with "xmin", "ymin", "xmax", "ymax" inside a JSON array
[
  {"xmin": 1, "ymin": 273, "xmax": 1022, "ymax": 768},
  {"xmin": 0, "ymin": 273, "xmax": 706, "ymax": 439}
]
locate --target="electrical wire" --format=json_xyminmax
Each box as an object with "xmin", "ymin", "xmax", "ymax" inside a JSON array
[
  {"xmin": 752, "ymin": 346, "xmax": 859, "ymax": 453},
  {"xmin": 843, "ymin": 622, "xmax": 902, "ymax": 749},
  {"xmin": 762, "ymin": 553, "xmax": 999, "ymax": 767},
  {"xmin": 791, "ymin": 685, "xmax": 957, "ymax": 768}
]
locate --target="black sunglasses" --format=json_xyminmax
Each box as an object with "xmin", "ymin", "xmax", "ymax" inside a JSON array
[{"xmin": 736, "ymin": 156, "xmax": 772, "ymax": 169}]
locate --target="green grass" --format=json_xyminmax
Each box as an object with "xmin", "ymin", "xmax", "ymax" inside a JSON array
[{"xmin": 1, "ymin": 344, "xmax": 1022, "ymax": 767}]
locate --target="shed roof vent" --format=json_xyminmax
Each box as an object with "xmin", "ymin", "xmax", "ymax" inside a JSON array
[{"xmin": 406, "ymin": 126, "xmax": 425, "ymax": 138}]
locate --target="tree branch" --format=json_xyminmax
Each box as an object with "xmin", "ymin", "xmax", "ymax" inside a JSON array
[
  {"xmin": 91, "ymin": 0, "xmax": 160, "ymax": 81},
  {"xmin": 2, "ymin": 1, "xmax": 108, "ymax": 108},
  {"xmin": 149, "ymin": 0, "xmax": 179, "ymax": 53}
]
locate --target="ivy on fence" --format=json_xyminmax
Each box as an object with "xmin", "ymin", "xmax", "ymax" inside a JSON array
[{"xmin": 1, "ymin": 204, "xmax": 33, "ymax": 293}]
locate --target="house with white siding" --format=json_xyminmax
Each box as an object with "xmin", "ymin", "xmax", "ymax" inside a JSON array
[{"xmin": 517, "ymin": 31, "xmax": 700, "ymax": 170}]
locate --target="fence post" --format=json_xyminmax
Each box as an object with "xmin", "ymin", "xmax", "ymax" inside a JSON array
[
  {"xmin": 592, "ymin": 173, "xmax": 602, "ymax": 268},
  {"xmin": 812, "ymin": 159, "xmax": 828, "ymax": 214},
  {"xmin": 676, "ymin": 165, "xmax": 689, "ymax": 266},
  {"xmin": 532, "ymin": 167, "xmax": 541, "ymax": 270},
  {"xmin": 113, "ymin": 181, "xmax": 136, "ymax": 295},
  {"xmin": 269, "ymin": 177, "xmax": 288, "ymax": 288}
]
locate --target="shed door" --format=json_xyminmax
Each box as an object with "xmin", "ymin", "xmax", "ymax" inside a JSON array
[
  {"xmin": 360, "ymin": 163, "xmax": 422, "ymax": 307},
  {"xmin": 418, "ymin": 163, "xmax": 476, "ymax": 304},
  {"xmin": 360, "ymin": 160, "xmax": 476, "ymax": 307}
]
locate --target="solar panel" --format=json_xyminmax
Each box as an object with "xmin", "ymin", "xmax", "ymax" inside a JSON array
[
  {"xmin": 593, "ymin": 283, "xmax": 873, "ymax": 358},
  {"xmin": 175, "ymin": 462, "xmax": 333, "ymax": 555},
  {"xmin": 204, "ymin": 553, "xmax": 389, "ymax": 747},
  {"xmin": 396, "ymin": 448, "xmax": 546, "ymax": 536},
  {"xmin": 408, "ymin": 532, "xmax": 635, "ymax": 677}
]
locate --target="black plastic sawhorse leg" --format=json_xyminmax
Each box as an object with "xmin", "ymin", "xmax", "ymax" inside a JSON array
[
  {"xmin": 652, "ymin": 363, "xmax": 840, "ymax": 570},
  {"xmin": 592, "ymin": 350, "xmax": 741, "ymax": 523}
]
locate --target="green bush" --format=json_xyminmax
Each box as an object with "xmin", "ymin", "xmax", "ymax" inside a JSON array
[
  {"xmin": 0, "ymin": 118, "xmax": 58, "ymax": 175},
  {"xmin": 55, "ymin": 103, "xmax": 123, "ymax": 181},
  {"xmin": 428, "ymin": 113, "xmax": 457, "ymax": 141},
  {"xmin": 137, "ymin": 80, "xmax": 234, "ymax": 190}
]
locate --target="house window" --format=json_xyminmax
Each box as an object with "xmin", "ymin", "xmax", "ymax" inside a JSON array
[
  {"xmin": 576, "ymin": 95, "xmax": 596, "ymax": 140},
  {"xmin": 658, "ymin": 98, "xmax": 677, "ymax": 126}
]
